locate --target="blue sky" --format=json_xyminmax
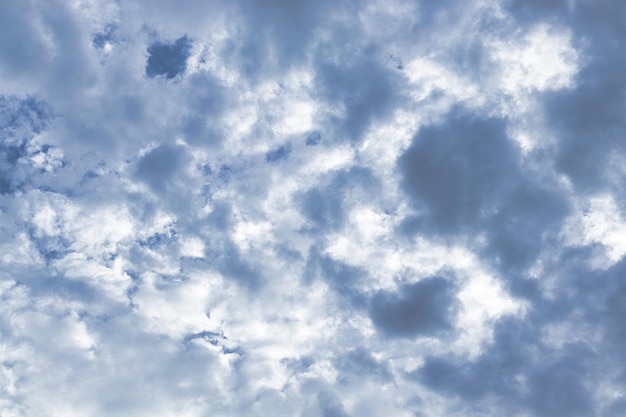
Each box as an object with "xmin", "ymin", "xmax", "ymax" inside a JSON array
[{"xmin": 1, "ymin": 0, "xmax": 625, "ymax": 416}]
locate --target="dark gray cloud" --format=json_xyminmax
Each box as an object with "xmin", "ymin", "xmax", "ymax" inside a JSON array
[
  {"xmin": 369, "ymin": 276, "xmax": 457, "ymax": 338},
  {"xmin": 416, "ymin": 316, "xmax": 594, "ymax": 416},
  {"xmin": 529, "ymin": 356, "xmax": 594, "ymax": 417},
  {"xmin": 314, "ymin": 56, "xmax": 398, "ymax": 143},
  {"xmin": 484, "ymin": 179, "xmax": 569, "ymax": 273},
  {"xmin": 399, "ymin": 109, "xmax": 570, "ymax": 277},
  {"xmin": 399, "ymin": 111, "xmax": 517, "ymax": 234},
  {"xmin": 520, "ymin": 0, "xmax": 626, "ymax": 194},
  {"xmin": 134, "ymin": 143, "xmax": 189, "ymax": 192}
]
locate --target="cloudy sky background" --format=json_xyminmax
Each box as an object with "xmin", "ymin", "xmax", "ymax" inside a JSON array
[{"xmin": 1, "ymin": 0, "xmax": 625, "ymax": 416}]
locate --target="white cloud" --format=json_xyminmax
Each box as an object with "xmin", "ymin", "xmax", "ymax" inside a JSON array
[
  {"xmin": 562, "ymin": 193, "xmax": 626, "ymax": 267},
  {"xmin": 491, "ymin": 23, "xmax": 579, "ymax": 93}
]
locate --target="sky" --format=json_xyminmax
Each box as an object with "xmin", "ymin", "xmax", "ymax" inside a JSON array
[{"xmin": 0, "ymin": 0, "xmax": 625, "ymax": 416}]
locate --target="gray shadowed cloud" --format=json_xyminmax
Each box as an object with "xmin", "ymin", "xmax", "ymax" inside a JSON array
[
  {"xmin": 505, "ymin": 0, "xmax": 569, "ymax": 21},
  {"xmin": 508, "ymin": 0, "xmax": 626, "ymax": 194},
  {"xmin": 399, "ymin": 109, "xmax": 570, "ymax": 276},
  {"xmin": 415, "ymin": 250, "xmax": 626, "ymax": 416},
  {"xmin": 304, "ymin": 245, "xmax": 365, "ymax": 306},
  {"xmin": 0, "ymin": 96, "xmax": 53, "ymax": 193},
  {"xmin": 225, "ymin": 0, "xmax": 336, "ymax": 79},
  {"xmin": 483, "ymin": 178, "xmax": 569, "ymax": 275},
  {"xmin": 318, "ymin": 390, "xmax": 350, "ymax": 417},
  {"xmin": 134, "ymin": 143, "xmax": 189, "ymax": 192},
  {"xmin": 180, "ymin": 73, "xmax": 228, "ymax": 148},
  {"xmin": 211, "ymin": 240, "xmax": 264, "ymax": 290},
  {"xmin": 399, "ymin": 111, "xmax": 518, "ymax": 234},
  {"xmin": 416, "ymin": 303, "xmax": 597, "ymax": 417},
  {"xmin": 300, "ymin": 187, "xmax": 345, "ymax": 232},
  {"xmin": 0, "ymin": 2, "xmax": 50, "ymax": 80},
  {"xmin": 369, "ymin": 276, "xmax": 458, "ymax": 338},
  {"xmin": 314, "ymin": 56, "xmax": 398, "ymax": 143},
  {"xmin": 300, "ymin": 167, "xmax": 380, "ymax": 233}
]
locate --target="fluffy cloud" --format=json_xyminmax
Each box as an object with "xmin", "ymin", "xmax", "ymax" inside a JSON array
[{"xmin": 0, "ymin": 0, "xmax": 625, "ymax": 416}]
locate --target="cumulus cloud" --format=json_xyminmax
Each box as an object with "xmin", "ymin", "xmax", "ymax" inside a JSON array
[{"xmin": 0, "ymin": 0, "xmax": 625, "ymax": 416}]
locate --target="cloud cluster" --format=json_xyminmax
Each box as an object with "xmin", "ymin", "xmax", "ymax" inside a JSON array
[{"xmin": 1, "ymin": 0, "xmax": 625, "ymax": 416}]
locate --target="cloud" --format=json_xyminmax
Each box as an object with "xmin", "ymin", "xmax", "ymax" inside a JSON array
[
  {"xmin": 0, "ymin": 96, "xmax": 53, "ymax": 194},
  {"xmin": 533, "ymin": 0, "xmax": 626, "ymax": 194},
  {"xmin": 265, "ymin": 142, "xmax": 292, "ymax": 163},
  {"xmin": 318, "ymin": 390, "xmax": 350, "ymax": 417},
  {"xmin": 314, "ymin": 56, "xmax": 399, "ymax": 143},
  {"xmin": 0, "ymin": 2, "xmax": 51, "ymax": 84},
  {"xmin": 134, "ymin": 143, "xmax": 190, "ymax": 192},
  {"xmin": 1, "ymin": 0, "xmax": 625, "ymax": 416},
  {"xmin": 369, "ymin": 276, "xmax": 458, "ymax": 338},
  {"xmin": 399, "ymin": 108, "xmax": 571, "ymax": 278},
  {"xmin": 305, "ymin": 131, "xmax": 322, "ymax": 146},
  {"xmin": 399, "ymin": 111, "xmax": 517, "ymax": 233}
]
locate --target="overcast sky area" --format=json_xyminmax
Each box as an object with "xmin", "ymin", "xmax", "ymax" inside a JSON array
[{"xmin": 1, "ymin": 0, "xmax": 625, "ymax": 416}]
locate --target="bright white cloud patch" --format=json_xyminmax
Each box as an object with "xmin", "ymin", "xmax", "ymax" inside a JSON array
[
  {"xmin": 1, "ymin": 0, "xmax": 625, "ymax": 416},
  {"xmin": 563, "ymin": 194, "xmax": 626, "ymax": 266},
  {"xmin": 492, "ymin": 23, "xmax": 579, "ymax": 93}
]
